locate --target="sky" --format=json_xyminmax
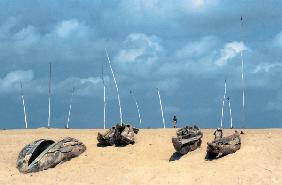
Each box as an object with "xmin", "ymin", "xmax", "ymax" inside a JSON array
[{"xmin": 0, "ymin": 0, "xmax": 282, "ymax": 129}]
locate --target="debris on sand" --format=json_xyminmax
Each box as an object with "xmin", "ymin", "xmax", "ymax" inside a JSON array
[
  {"xmin": 16, "ymin": 137, "xmax": 86, "ymax": 173},
  {"xmin": 97, "ymin": 123, "xmax": 139, "ymax": 146},
  {"xmin": 206, "ymin": 129, "xmax": 241, "ymax": 160},
  {"xmin": 172, "ymin": 125, "xmax": 203, "ymax": 155}
]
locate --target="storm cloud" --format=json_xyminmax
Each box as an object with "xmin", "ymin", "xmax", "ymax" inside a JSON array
[{"xmin": 0, "ymin": 0, "xmax": 281, "ymax": 129}]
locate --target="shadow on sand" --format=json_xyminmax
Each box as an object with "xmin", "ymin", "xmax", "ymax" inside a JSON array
[
  {"xmin": 96, "ymin": 143, "xmax": 128, "ymax": 148},
  {"xmin": 205, "ymin": 152, "xmax": 227, "ymax": 161},
  {"xmin": 169, "ymin": 152, "xmax": 184, "ymax": 162}
]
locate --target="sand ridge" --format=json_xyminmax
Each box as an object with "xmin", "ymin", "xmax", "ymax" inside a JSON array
[{"xmin": 0, "ymin": 129, "xmax": 281, "ymax": 185}]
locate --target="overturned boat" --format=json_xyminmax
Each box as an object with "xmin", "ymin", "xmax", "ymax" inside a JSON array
[
  {"xmin": 172, "ymin": 125, "xmax": 203, "ymax": 155},
  {"xmin": 16, "ymin": 137, "xmax": 86, "ymax": 173},
  {"xmin": 206, "ymin": 128, "xmax": 241, "ymax": 159},
  {"xmin": 97, "ymin": 123, "xmax": 139, "ymax": 146}
]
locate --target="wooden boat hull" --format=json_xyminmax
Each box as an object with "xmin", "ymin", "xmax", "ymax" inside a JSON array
[
  {"xmin": 206, "ymin": 130, "xmax": 241, "ymax": 159},
  {"xmin": 97, "ymin": 123, "xmax": 138, "ymax": 146},
  {"xmin": 172, "ymin": 125, "xmax": 203, "ymax": 155},
  {"xmin": 16, "ymin": 137, "xmax": 86, "ymax": 173}
]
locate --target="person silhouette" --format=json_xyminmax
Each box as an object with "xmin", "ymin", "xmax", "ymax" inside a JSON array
[{"xmin": 172, "ymin": 115, "xmax": 177, "ymax": 128}]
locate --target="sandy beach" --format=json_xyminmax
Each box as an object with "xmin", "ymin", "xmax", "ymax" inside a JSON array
[{"xmin": 0, "ymin": 128, "xmax": 281, "ymax": 185}]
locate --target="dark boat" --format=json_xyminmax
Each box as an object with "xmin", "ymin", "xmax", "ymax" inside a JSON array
[
  {"xmin": 206, "ymin": 128, "xmax": 241, "ymax": 159},
  {"xmin": 97, "ymin": 123, "xmax": 139, "ymax": 146},
  {"xmin": 172, "ymin": 125, "xmax": 203, "ymax": 155},
  {"xmin": 16, "ymin": 137, "xmax": 86, "ymax": 173}
]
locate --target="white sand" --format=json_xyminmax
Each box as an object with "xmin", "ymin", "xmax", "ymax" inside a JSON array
[{"xmin": 0, "ymin": 128, "xmax": 281, "ymax": 185}]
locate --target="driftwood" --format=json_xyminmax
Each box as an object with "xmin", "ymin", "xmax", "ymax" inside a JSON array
[
  {"xmin": 172, "ymin": 125, "xmax": 203, "ymax": 155},
  {"xmin": 16, "ymin": 137, "xmax": 86, "ymax": 173},
  {"xmin": 206, "ymin": 129, "xmax": 241, "ymax": 159},
  {"xmin": 97, "ymin": 123, "xmax": 139, "ymax": 146}
]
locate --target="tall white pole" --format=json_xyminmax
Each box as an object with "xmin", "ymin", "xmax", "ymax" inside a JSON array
[
  {"xmin": 20, "ymin": 81, "xmax": 28, "ymax": 129},
  {"xmin": 241, "ymin": 51, "xmax": 245, "ymax": 125},
  {"xmin": 48, "ymin": 62, "xmax": 51, "ymax": 128},
  {"xmin": 240, "ymin": 16, "xmax": 246, "ymax": 127},
  {"xmin": 220, "ymin": 80, "xmax": 227, "ymax": 128},
  {"xmin": 103, "ymin": 85, "xmax": 106, "ymax": 129},
  {"xmin": 66, "ymin": 87, "xmax": 75, "ymax": 129},
  {"xmin": 130, "ymin": 90, "xmax": 142, "ymax": 127},
  {"xmin": 228, "ymin": 98, "xmax": 233, "ymax": 129},
  {"xmin": 105, "ymin": 48, "xmax": 123, "ymax": 125},
  {"xmin": 102, "ymin": 62, "xmax": 106, "ymax": 129},
  {"xmin": 157, "ymin": 88, "xmax": 165, "ymax": 128}
]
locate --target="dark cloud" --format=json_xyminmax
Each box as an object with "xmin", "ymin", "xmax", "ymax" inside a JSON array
[{"xmin": 0, "ymin": 0, "xmax": 282, "ymax": 129}]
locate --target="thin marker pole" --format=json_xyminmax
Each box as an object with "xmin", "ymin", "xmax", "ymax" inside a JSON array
[
  {"xmin": 102, "ymin": 62, "xmax": 106, "ymax": 129},
  {"xmin": 103, "ymin": 85, "xmax": 106, "ymax": 129},
  {"xmin": 228, "ymin": 97, "xmax": 233, "ymax": 129},
  {"xmin": 157, "ymin": 88, "xmax": 165, "ymax": 128},
  {"xmin": 241, "ymin": 51, "xmax": 245, "ymax": 124},
  {"xmin": 48, "ymin": 63, "xmax": 52, "ymax": 128},
  {"xmin": 130, "ymin": 90, "xmax": 142, "ymax": 127},
  {"xmin": 20, "ymin": 81, "xmax": 28, "ymax": 129},
  {"xmin": 105, "ymin": 48, "xmax": 123, "ymax": 125},
  {"xmin": 220, "ymin": 80, "xmax": 227, "ymax": 128},
  {"xmin": 240, "ymin": 16, "xmax": 246, "ymax": 127},
  {"xmin": 66, "ymin": 87, "xmax": 75, "ymax": 129}
]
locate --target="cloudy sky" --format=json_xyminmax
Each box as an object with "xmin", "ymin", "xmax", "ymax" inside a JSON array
[{"xmin": 0, "ymin": 0, "xmax": 281, "ymax": 129}]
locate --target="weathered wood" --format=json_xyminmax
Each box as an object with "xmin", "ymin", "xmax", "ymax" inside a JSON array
[
  {"xmin": 178, "ymin": 135, "xmax": 203, "ymax": 145},
  {"xmin": 172, "ymin": 125, "xmax": 203, "ymax": 155},
  {"xmin": 97, "ymin": 127, "xmax": 116, "ymax": 146},
  {"xmin": 206, "ymin": 129, "xmax": 241, "ymax": 159},
  {"xmin": 214, "ymin": 128, "xmax": 223, "ymax": 140},
  {"xmin": 97, "ymin": 123, "xmax": 138, "ymax": 146},
  {"xmin": 16, "ymin": 137, "xmax": 86, "ymax": 173}
]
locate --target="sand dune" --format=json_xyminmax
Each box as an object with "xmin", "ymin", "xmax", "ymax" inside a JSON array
[{"xmin": 0, "ymin": 128, "xmax": 281, "ymax": 185}]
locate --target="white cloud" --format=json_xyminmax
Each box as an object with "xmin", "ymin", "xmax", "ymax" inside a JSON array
[
  {"xmin": 118, "ymin": 0, "xmax": 166, "ymax": 20},
  {"xmin": 55, "ymin": 19, "xmax": 87, "ymax": 38},
  {"xmin": 0, "ymin": 70, "xmax": 34, "ymax": 93},
  {"xmin": 54, "ymin": 76, "xmax": 106, "ymax": 96},
  {"xmin": 116, "ymin": 49, "xmax": 144, "ymax": 63},
  {"xmin": 0, "ymin": 70, "xmax": 107, "ymax": 96},
  {"xmin": 273, "ymin": 31, "xmax": 282, "ymax": 47},
  {"xmin": 122, "ymin": 0, "xmax": 218, "ymax": 16},
  {"xmin": 158, "ymin": 36, "xmax": 220, "ymax": 76},
  {"xmin": 126, "ymin": 33, "xmax": 163, "ymax": 52},
  {"xmin": 193, "ymin": 0, "xmax": 205, "ymax": 7},
  {"xmin": 183, "ymin": 0, "xmax": 219, "ymax": 11},
  {"xmin": 13, "ymin": 26, "xmax": 40, "ymax": 53},
  {"xmin": 114, "ymin": 33, "xmax": 163, "ymax": 78},
  {"xmin": 176, "ymin": 36, "xmax": 219, "ymax": 58},
  {"xmin": 252, "ymin": 63, "xmax": 282, "ymax": 74},
  {"xmin": 215, "ymin": 41, "xmax": 247, "ymax": 66},
  {"xmin": 157, "ymin": 38, "xmax": 251, "ymax": 85},
  {"xmin": 0, "ymin": 18, "xmax": 96, "ymax": 64}
]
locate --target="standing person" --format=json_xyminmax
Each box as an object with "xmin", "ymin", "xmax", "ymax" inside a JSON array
[{"xmin": 172, "ymin": 115, "xmax": 177, "ymax": 128}]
